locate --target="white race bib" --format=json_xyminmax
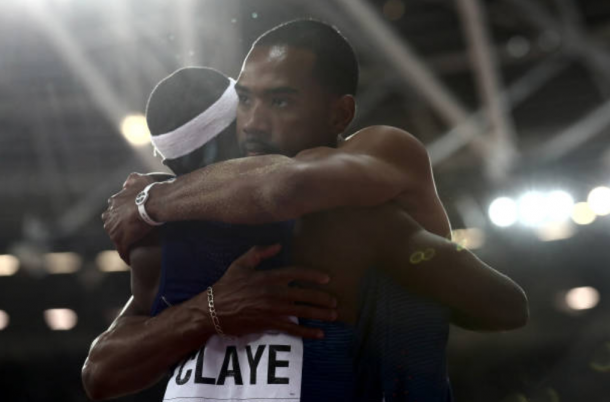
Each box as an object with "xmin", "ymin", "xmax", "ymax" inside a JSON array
[{"xmin": 164, "ymin": 324, "xmax": 303, "ymax": 402}]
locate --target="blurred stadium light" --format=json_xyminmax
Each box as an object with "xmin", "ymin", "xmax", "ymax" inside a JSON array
[
  {"xmin": 490, "ymin": 189, "xmax": 602, "ymax": 230},
  {"xmin": 96, "ymin": 250, "xmax": 129, "ymax": 272},
  {"xmin": 517, "ymin": 191, "xmax": 548, "ymax": 227},
  {"xmin": 0, "ymin": 310, "xmax": 9, "ymax": 331},
  {"xmin": 121, "ymin": 114, "xmax": 151, "ymax": 147},
  {"xmin": 43, "ymin": 252, "xmax": 81, "ymax": 274},
  {"xmin": 488, "ymin": 197, "xmax": 518, "ymax": 227},
  {"xmin": 535, "ymin": 221, "xmax": 575, "ymax": 242},
  {"xmin": 571, "ymin": 202, "xmax": 597, "ymax": 225},
  {"xmin": 44, "ymin": 308, "xmax": 78, "ymax": 331},
  {"xmin": 565, "ymin": 286, "xmax": 600, "ymax": 311},
  {"xmin": 545, "ymin": 190, "xmax": 575, "ymax": 223},
  {"xmin": 587, "ymin": 186, "xmax": 610, "ymax": 216},
  {"xmin": 0, "ymin": 254, "xmax": 19, "ymax": 276}
]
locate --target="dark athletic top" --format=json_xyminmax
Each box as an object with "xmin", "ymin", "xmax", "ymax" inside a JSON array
[
  {"xmin": 151, "ymin": 220, "xmax": 362, "ymax": 401},
  {"xmin": 354, "ymin": 269, "xmax": 454, "ymax": 401},
  {"xmin": 151, "ymin": 220, "xmax": 454, "ymax": 402}
]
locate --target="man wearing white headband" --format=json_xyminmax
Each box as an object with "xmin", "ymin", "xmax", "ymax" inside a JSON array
[{"xmin": 92, "ymin": 20, "xmax": 528, "ymax": 401}]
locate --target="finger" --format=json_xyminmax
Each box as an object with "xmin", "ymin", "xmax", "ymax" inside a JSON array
[
  {"xmin": 233, "ymin": 244, "xmax": 282, "ymax": 270},
  {"xmin": 267, "ymin": 319, "xmax": 325, "ymax": 339},
  {"xmin": 123, "ymin": 173, "xmax": 140, "ymax": 188},
  {"xmin": 274, "ymin": 287, "xmax": 337, "ymax": 308},
  {"xmin": 269, "ymin": 303, "xmax": 338, "ymax": 322},
  {"xmin": 265, "ymin": 266, "xmax": 330, "ymax": 285}
]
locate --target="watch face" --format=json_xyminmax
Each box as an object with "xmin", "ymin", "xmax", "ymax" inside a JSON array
[{"xmin": 135, "ymin": 191, "xmax": 147, "ymax": 205}]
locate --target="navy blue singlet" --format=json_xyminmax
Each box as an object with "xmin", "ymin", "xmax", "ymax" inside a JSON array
[
  {"xmin": 354, "ymin": 269, "xmax": 454, "ymax": 402},
  {"xmin": 151, "ymin": 220, "xmax": 361, "ymax": 401},
  {"xmin": 151, "ymin": 220, "xmax": 454, "ymax": 402}
]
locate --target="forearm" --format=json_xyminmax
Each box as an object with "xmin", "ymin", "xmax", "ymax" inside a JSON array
[
  {"xmin": 147, "ymin": 155, "xmax": 300, "ymax": 224},
  {"xmin": 381, "ymin": 231, "xmax": 529, "ymax": 331},
  {"xmin": 82, "ymin": 296, "xmax": 214, "ymax": 400},
  {"xmin": 440, "ymin": 249, "xmax": 529, "ymax": 331}
]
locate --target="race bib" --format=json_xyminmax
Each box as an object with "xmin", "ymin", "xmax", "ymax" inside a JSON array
[{"xmin": 164, "ymin": 324, "xmax": 303, "ymax": 402}]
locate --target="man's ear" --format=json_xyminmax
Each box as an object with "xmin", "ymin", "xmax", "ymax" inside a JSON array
[{"xmin": 331, "ymin": 95, "xmax": 356, "ymax": 135}]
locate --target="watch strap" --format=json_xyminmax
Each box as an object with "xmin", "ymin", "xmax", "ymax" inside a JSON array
[{"xmin": 136, "ymin": 182, "xmax": 164, "ymax": 226}]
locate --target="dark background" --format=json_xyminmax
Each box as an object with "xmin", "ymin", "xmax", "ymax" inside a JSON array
[{"xmin": 1, "ymin": 0, "xmax": 610, "ymax": 400}]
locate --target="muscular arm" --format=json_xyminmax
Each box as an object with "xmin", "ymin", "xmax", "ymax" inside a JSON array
[
  {"xmin": 82, "ymin": 296, "xmax": 214, "ymax": 400},
  {"xmin": 105, "ymin": 126, "xmax": 450, "ymax": 257},
  {"xmin": 82, "ymin": 243, "xmax": 338, "ymax": 400},
  {"xmin": 376, "ymin": 209, "xmax": 528, "ymax": 331},
  {"xmin": 82, "ymin": 239, "xmax": 218, "ymax": 400},
  {"xmin": 146, "ymin": 126, "xmax": 436, "ymax": 226}
]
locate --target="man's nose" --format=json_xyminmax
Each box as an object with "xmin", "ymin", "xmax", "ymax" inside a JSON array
[{"xmin": 242, "ymin": 100, "xmax": 271, "ymax": 137}]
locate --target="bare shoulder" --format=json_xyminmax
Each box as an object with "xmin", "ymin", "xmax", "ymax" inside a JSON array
[{"xmin": 343, "ymin": 125, "xmax": 429, "ymax": 164}]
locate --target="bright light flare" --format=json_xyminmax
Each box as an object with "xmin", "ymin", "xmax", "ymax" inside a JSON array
[
  {"xmin": 488, "ymin": 197, "xmax": 518, "ymax": 227},
  {"xmin": 572, "ymin": 202, "xmax": 596, "ymax": 225},
  {"xmin": 0, "ymin": 310, "xmax": 9, "ymax": 330},
  {"xmin": 44, "ymin": 308, "xmax": 78, "ymax": 330},
  {"xmin": 518, "ymin": 191, "xmax": 548, "ymax": 226},
  {"xmin": 587, "ymin": 186, "xmax": 610, "ymax": 216},
  {"xmin": 565, "ymin": 287, "xmax": 600, "ymax": 311},
  {"xmin": 515, "ymin": 190, "xmax": 575, "ymax": 227},
  {"xmin": 535, "ymin": 221, "xmax": 575, "ymax": 242},
  {"xmin": 121, "ymin": 114, "xmax": 151, "ymax": 146},
  {"xmin": 0, "ymin": 254, "xmax": 19, "ymax": 276},
  {"xmin": 451, "ymin": 228, "xmax": 485, "ymax": 250},
  {"xmin": 546, "ymin": 190, "xmax": 574, "ymax": 222}
]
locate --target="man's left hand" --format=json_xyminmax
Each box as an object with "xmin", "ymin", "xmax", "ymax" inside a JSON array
[{"xmin": 102, "ymin": 173, "xmax": 155, "ymax": 263}]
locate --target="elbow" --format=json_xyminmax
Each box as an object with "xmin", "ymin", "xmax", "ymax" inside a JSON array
[
  {"xmin": 511, "ymin": 286, "xmax": 530, "ymax": 329},
  {"xmin": 497, "ymin": 285, "xmax": 530, "ymax": 330},
  {"xmin": 82, "ymin": 361, "xmax": 112, "ymax": 401}
]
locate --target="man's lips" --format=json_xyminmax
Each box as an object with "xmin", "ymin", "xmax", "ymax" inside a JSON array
[{"xmin": 243, "ymin": 141, "xmax": 275, "ymax": 156}]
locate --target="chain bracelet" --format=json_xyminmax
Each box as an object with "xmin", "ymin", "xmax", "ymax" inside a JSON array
[{"xmin": 207, "ymin": 286, "xmax": 231, "ymax": 339}]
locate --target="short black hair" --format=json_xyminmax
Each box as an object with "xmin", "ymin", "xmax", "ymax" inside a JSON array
[
  {"xmin": 146, "ymin": 67, "xmax": 238, "ymax": 175},
  {"xmin": 253, "ymin": 19, "xmax": 358, "ymax": 96}
]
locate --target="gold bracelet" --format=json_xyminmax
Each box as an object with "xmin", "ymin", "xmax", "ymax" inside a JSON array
[{"xmin": 207, "ymin": 286, "xmax": 230, "ymax": 339}]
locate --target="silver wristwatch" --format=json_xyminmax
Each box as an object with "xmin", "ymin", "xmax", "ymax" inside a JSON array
[{"xmin": 135, "ymin": 182, "xmax": 164, "ymax": 226}]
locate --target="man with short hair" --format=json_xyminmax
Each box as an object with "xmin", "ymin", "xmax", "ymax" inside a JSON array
[{"xmin": 91, "ymin": 20, "xmax": 527, "ymax": 401}]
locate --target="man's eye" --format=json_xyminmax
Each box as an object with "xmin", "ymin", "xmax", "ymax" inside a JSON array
[
  {"xmin": 271, "ymin": 98, "xmax": 289, "ymax": 108},
  {"xmin": 238, "ymin": 94, "xmax": 250, "ymax": 105}
]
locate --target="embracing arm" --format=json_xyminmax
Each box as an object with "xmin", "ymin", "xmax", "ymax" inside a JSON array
[
  {"xmin": 104, "ymin": 126, "xmax": 443, "ymax": 257},
  {"xmin": 82, "ymin": 245, "xmax": 337, "ymax": 400},
  {"xmin": 81, "ymin": 294, "xmax": 215, "ymax": 400},
  {"xmin": 146, "ymin": 125, "xmax": 428, "ymax": 224},
  {"xmin": 377, "ymin": 210, "xmax": 529, "ymax": 331},
  {"xmin": 81, "ymin": 239, "xmax": 216, "ymax": 400}
]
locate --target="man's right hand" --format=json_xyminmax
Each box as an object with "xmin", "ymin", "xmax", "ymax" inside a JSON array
[
  {"xmin": 82, "ymin": 244, "xmax": 337, "ymax": 400},
  {"xmin": 102, "ymin": 172, "xmax": 156, "ymax": 263},
  {"xmin": 204, "ymin": 244, "xmax": 338, "ymax": 339}
]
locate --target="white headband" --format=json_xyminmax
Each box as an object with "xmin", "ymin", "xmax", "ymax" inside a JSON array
[{"xmin": 150, "ymin": 78, "xmax": 238, "ymax": 160}]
